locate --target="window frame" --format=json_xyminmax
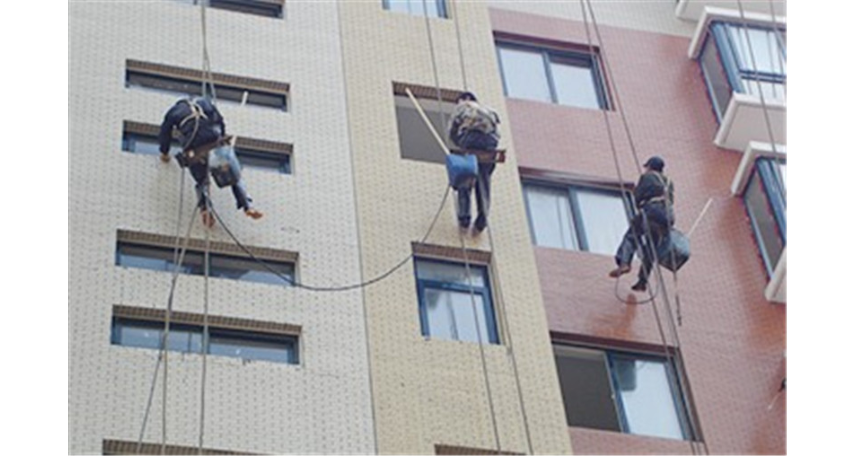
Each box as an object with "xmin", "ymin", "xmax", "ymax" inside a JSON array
[
  {"xmin": 553, "ymin": 342, "xmax": 694, "ymax": 440},
  {"xmin": 208, "ymin": 0, "xmax": 285, "ymax": 19},
  {"xmin": 381, "ymin": 0, "xmax": 448, "ymax": 19},
  {"xmin": 414, "ymin": 258, "xmax": 500, "ymax": 345},
  {"xmin": 111, "ymin": 316, "xmax": 300, "ymax": 365},
  {"xmin": 122, "ymin": 130, "xmax": 292, "ymax": 175},
  {"xmin": 699, "ymin": 21, "xmax": 786, "ymax": 121},
  {"xmin": 495, "ymin": 41, "xmax": 610, "ymax": 110},
  {"xmin": 743, "ymin": 158, "xmax": 786, "ymax": 276},
  {"xmin": 522, "ymin": 180, "xmax": 633, "ymax": 254},
  {"xmin": 115, "ymin": 241, "xmax": 296, "ymax": 286}
]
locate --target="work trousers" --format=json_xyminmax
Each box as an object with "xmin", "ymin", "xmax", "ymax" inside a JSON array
[
  {"xmin": 454, "ymin": 131, "xmax": 498, "ymax": 226},
  {"xmin": 615, "ymin": 202, "xmax": 673, "ymax": 285},
  {"xmin": 188, "ymin": 146, "xmax": 252, "ymax": 211}
]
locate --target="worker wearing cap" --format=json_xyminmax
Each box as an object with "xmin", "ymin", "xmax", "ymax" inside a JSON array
[
  {"xmin": 447, "ymin": 91, "xmax": 501, "ymax": 233},
  {"xmin": 609, "ymin": 156, "xmax": 674, "ymax": 292}
]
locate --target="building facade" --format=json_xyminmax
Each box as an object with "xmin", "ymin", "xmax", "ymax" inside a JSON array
[{"xmin": 69, "ymin": 1, "xmax": 785, "ymax": 454}]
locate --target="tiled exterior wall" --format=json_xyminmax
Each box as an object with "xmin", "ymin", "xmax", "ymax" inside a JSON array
[
  {"xmin": 489, "ymin": 7, "xmax": 786, "ymax": 455},
  {"xmin": 68, "ymin": 3, "xmax": 374, "ymax": 454},
  {"xmin": 337, "ymin": 2, "xmax": 572, "ymax": 454}
]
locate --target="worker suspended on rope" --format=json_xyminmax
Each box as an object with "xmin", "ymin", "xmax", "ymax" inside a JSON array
[
  {"xmin": 448, "ymin": 91, "xmax": 501, "ymax": 233},
  {"xmin": 159, "ymin": 97, "xmax": 263, "ymax": 227},
  {"xmin": 609, "ymin": 156, "xmax": 675, "ymax": 292}
]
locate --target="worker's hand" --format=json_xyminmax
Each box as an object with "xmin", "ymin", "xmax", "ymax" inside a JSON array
[{"xmin": 160, "ymin": 153, "xmax": 171, "ymax": 164}]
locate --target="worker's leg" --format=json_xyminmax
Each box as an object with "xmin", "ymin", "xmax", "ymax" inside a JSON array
[
  {"xmin": 457, "ymin": 186, "xmax": 472, "ymax": 228},
  {"xmin": 231, "ymin": 180, "xmax": 263, "ymax": 219},
  {"xmin": 474, "ymin": 163, "xmax": 495, "ymax": 232},
  {"xmin": 189, "ymin": 163, "xmax": 210, "ymax": 210},
  {"xmin": 610, "ymin": 213, "xmax": 645, "ymax": 278},
  {"xmin": 631, "ymin": 208, "xmax": 668, "ymax": 291}
]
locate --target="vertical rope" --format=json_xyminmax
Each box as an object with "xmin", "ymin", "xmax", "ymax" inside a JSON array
[{"xmin": 198, "ymin": 190, "xmax": 212, "ymax": 455}]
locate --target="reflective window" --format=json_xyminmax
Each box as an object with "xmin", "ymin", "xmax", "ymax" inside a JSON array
[
  {"xmin": 112, "ymin": 318, "xmax": 298, "ymax": 364},
  {"xmin": 699, "ymin": 22, "xmax": 786, "ymax": 120},
  {"xmin": 497, "ymin": 43, "xmax": 608, "ymax": 109},
  {"xmin": 553, "ymin": 344, "xmax": 691, "ymax": 440},
  {"xmin": 116, "ymin": 242, "xmax": 295, "ymax": 286},
  {"xmin": 126, "ymin": 70, "xmax": 288, "ymax": 111},
  {"xmin": 415, "ymin": 259, "xmax": 498, "ymax": 344},
  {"xmin": 395, "ymin": 95, "xmax": 448, "ymax": 164},
  {"xmin": 523, "ymin": 183, "xmax": 630, "ymax": 255},
  {"xmin": 208, "ymin": 0, "xmax": 284, "ymax": 18},
  {"xmin": 122, "ymin": 131, "xmax": 291, "ymax": 174},
  {"xmin": 383, "ymin": 0, "xmax": 447, "ymax": 18},
  {"xmin": 743, "ymin": 159, "xmax": 786, "ymax": 275}
]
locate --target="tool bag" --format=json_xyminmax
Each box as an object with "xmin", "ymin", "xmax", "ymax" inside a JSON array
[
  {"xmin": 656, "ymin": 228, "xmax": 690, "ymax": 272},
  {"xmin": 208, "ymin": 144, "xmax": 242, "ymax": 188}
]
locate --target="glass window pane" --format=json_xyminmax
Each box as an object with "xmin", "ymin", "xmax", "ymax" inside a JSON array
[
  {"xmin": 550, "ymin": 57, "xmax": 601, "ymax": 109},
  {"xmin": 728, "ymin": 26, "xmax": 786, "ymax": 75},
  {"xmin": 553, "ymin": 346, "xmax": 622, "ymax": 432},
  {"xmin": 236, "ymin": 150, "xmax": 291, "ymax": 174},
  {"xmin": 117, "ymin": 244, "xmax": 205, "ymax": 275},
  {"xmin": 498, "ymin": 47, "xmax": 552, "ymax": 103},
  {"xmin": 208, "ymin": 331, "xmax": 296, "ymax": 363},
  {"xmin": 424, "ymin": 288, "xmax": 492, "ymax": 344},
  {"xmin": 700, "ymin": 36, "xmax": 733, "ymax": 121},
  {"xmin": 524, "ymin": 185, "xmax": 577, "ymax": 250},
  {"xmin": 744, "ymin": 172, "xmax": 784, "ymax": 274},
  {"xmin": 611, "ymin": 355, "xmax": 685, "ymax": 440},
  {"xmin": 575, "ymin": 190, "xmax": 629, "ymax": 255},
  {"xmin": 741, "ymin": 78, "xmax": 785, "ymax": 101},
  {"xmin": 396, "ymin": 96, "xmax": 448, "ymax": 164},
  {"xmin": 209, "ymin": 254, "xmax": 294, "ymax": 285},
  {"xmin": 416, "ymin": 260, "xmax": 486, "ymax": 288}
]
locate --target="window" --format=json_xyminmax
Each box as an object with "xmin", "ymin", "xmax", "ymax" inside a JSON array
[
  {"xmin": 209, "ymin": 0, "xmax": 284, "ymax": 18},
  {"xmin": 699, "ymin": 22, "xmax": 786, "ymax": 121},
  {"xmin": 383, "ymin": 0, "xmax": 447, "ymax": 18},
  {"xmin": 743, "ymin": 158, "xmax": 786, "ymax": 275},
  {"xmin": 125, "ymin": 60, "xmax": 289, "ymax": 111},
  {"xmin": 496, "ymin": 42, "xmax": 608, "ymax": 110},
  {"xmin": 103, "ymin": 439, "xmax": 250, "ymax": 455},
  {"xmin": 116, "ymin": 242, "xmax": 295, "ymax": 286},
  {"xmin": 110, "ymin": 308, "xmax": 299, "ymax": 365},
  {"xmin": 415, "ymin": 259, "xmax": 499, "ymax": 344},
  {"xmin": 523, "ymin": 183, "xmax": 630, "ymax": 255},
  {"xmin": 395, "ymin": 95, "xmax": 448, "ymax": 164},
  {"xmin": 122, "ymin": 124, "xmax": 292, "ymax": 174},
  {"xmin": 553, "ymin": 344, "xmax": 691, "ymax": 440}
]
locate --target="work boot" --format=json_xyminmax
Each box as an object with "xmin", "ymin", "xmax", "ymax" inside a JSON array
[
  {"xmin": 608, "ymin": 264, "xmax": 631, "ymax": 278},
  {"xmin": 458, "ymin": 217, "xmax": 471, "ymax": 229},
  {"xmin": 631, "ymin": 280, "xmax": 648, "ymax": 292},
  {"xmin": 474, "ymin": 214, "xmax": 488, "ymax": 233},
  {"xmin": 245, "ymin": 208, "xmax": 264, "ymax": 220},
  {"xmin": 201, "ymin": 210, "xmax": 215, "ymax": 228}
]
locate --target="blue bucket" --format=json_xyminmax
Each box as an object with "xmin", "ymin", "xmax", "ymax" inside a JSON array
[{"xmin": 446, "ymin": 154, "xmax": 478, "ymax": 190}]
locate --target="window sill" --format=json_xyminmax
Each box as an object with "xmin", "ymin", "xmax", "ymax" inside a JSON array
[
  {"xmin": 730, "ymin": 141, "xmax": 786, "ymax": 196},
  {"xmin": 714, "ymin": 92, "xmax": 785, "ymax": 152},
  {"xmin": 677, "ymin": 1, "xmax": 786, "ymax": 23}
]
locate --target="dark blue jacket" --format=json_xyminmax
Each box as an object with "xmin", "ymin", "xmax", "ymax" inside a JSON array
[
  {"xmin": 158, "ymin": 97, "xmax": 225, "ymax": 154},
  {"xmin": 635, "ymin": 170, "xmax": 675, "ymax": 225}
]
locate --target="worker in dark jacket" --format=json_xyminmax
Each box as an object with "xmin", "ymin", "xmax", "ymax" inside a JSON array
[
  {"xmin": 448, "ymin": 91, "xmax": 501, "ymax": 233},
  {"xmin": 159, "ymin": 97, "xmax": 262, "ymax": 227},
  {"xmin": 609, "ymin": 156, "xmax": 674, "ymax": 292}
]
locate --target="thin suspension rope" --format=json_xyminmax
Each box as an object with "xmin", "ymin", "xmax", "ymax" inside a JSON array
[
  {"xmin": 734, "ymin": 0, "xmax": 782, "ymax": 157},
  {"xmin": 198, "ymin": 191, "xmax": 212, "ymax": 455},
  {"xmin": 449, "ymin": 0, "xmax": 534, "ymax": 450},
  {"xmin": 421, "ymin": 2, "xmax": 501, "ymax": 449},
  {"xmin": 578, "ymin": 1, "xmax": 708, "ymax": 453},
  {"xmin": 135, "ymin": 182, "xmax": 199, "ymax": 454}
]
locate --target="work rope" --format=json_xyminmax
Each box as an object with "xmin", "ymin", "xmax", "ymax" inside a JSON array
[
  {"xmin": 578, "ymin": 0, "xmax": 708, "ymax": 453},
  {"xmin": 198, "ymin": 188, "xmax": 212, "ymax": 455}
]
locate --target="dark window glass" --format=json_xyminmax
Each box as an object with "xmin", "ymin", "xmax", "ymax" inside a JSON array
[
  {"xmin": 744, "ymin": 164, "xmax": 786, "ymax": 275},
  {"xmin": 699, "ymin": 34, "xmax": 733, "ymax": 122},
  {"xmin": 414, "ymin": 259, "xmax": 498, "ymax": 344},
  {"xmin": 209, "ymin": 0, "xmax": 283, "ymax": 18},
  {"xmin": 553, "ymin": 344, "xmax": 690, "ymax": 440},
  {"xmin": 126, "ymin": 71, "xmax": 287, "ymax": 111},
  {"xmin": 111, "ymin": 317, "xmax": 298, "ymax": 364},
  {"xmin": 395, "ymin": 95, "xmax": 448, "ymax": 164},
  {"xmin": 383, "ymin": 0, "xmax": 447, "ymax": 18},
  {"xmin": 116, "ymin": 242, "xmax": 295, "ymax": 286}
]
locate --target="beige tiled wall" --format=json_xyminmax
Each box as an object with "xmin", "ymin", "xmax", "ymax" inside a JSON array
[
  {"xmin": 338, "ymin": 3, "xmax": 572, "ymax": 454},
  {"xmin": 69, "ymin": 2, "xmax": 373, "ymax": 454}
]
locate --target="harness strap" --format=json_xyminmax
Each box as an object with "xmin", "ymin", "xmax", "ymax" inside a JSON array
[{"xmin": 178, "ymin": 99, "xmax": 208, "ymax": 128}]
